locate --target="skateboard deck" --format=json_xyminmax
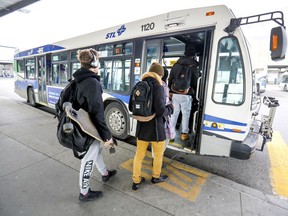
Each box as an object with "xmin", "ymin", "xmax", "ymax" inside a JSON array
[{"xmin": 65, "ymin": 105, "xmax": 102, "ymax": 142}]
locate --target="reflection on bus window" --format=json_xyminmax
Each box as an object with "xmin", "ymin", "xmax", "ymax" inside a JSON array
[
  {"xmin": 98, "ymin": 45, "xmax": 113, "ymax": 57},
  {"xmin": 72, "ymin": 62, "xmax": 81, "ymax": 74},
  {"xmin": 52, "ymin": 63, "xmax": 68, "ymax": 85},
  {"xmin": 26, "ymin": 58, "xmax": 35, "ymax": 79},
  {"xmin": 98, "ymin": 42, "xmax": 133, "ymax": 57},
  {"xmin": 112, "ymin": 60, "xmax": 131, "ymax": 92},
  {"xmin": 213, "ymin": 36, "xmax": 244, "ymax": 105},
  {"xmin": 146, "ymin": 46, "xmax": 160, "ymax": 70},
  {"xmin": 100, "ymin": 60, "xmax": 112, "ymax": 90},
  {"xmin": 16, "ymin": 59, "xmax": 25, "ymax": 78},
  {"xmin": 52, "ymin": 52, "xmax": 68, "ymax": 62}
]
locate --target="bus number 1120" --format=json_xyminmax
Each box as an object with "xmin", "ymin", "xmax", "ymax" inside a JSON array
[{"xmin": 141, "ymin": 22, "xmax": 155, "ymax": 32}]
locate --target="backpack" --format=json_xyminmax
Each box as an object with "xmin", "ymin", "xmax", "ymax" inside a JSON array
[
  {"xmin": 170, "ymin": 63, "xmax": 192, "ymax": 94},
  {"xmin": 128, "ymin": 80, "xmax": 156, "ymax": 122},
  {"xmin": 55, "ymin": 79, "xmax": 94, "ymax": 159},
  {"xmin": 55, "ymin": 79, "xmax": 77, "ymax": 121}
]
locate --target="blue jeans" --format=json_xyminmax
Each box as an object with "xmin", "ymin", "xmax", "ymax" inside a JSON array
[{"xmin": 171, "ymin": 94, "xmax": 192, "ymax": 134}]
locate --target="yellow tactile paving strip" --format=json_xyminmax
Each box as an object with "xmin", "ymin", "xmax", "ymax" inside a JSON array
[
  {"xmin": 120, "ymin": 151, "xmax": 210, "ymax": 202},
  {"xmin": 267, "ymin": 131, "xmax": 288, "ymax": 198}
]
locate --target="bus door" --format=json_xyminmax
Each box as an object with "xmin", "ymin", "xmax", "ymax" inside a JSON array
[
  {"xmin": 143, "ymin": 39, "xmax": 162, "ymax": 72},
  {"xmin": 199, "ymin": 36, "xmax": 250, "ymax": 157},
  {"xmin": 36, "ymin": 55, "xmax": 47, "ymax": 104}
]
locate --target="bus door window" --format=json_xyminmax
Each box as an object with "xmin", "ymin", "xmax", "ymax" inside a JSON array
[
  {"xmin": 112, "ymin": 59, "xmax": 131, "ymax": 92},
  {"xmin": 213, "ymin": 37, "xmax": 244, "ymax": 105},
  {"xmin": 144, "ymin": 39, "xmax": 162, "ymax": 72},
  {"xmin": 162, "ymin": 36, "xmax": 186, "ymax": 75},
  {"xmin": 46, "ymin": 54, "xmax": 52, "ymax": 85},
  {"xmin": 37, "ymin": 56, "xmax": 47, "ymax": 103}
]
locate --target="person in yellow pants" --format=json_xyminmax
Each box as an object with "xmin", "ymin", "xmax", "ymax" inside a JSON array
[{"xmin": 131, "ymin": 62, "xmax": 174, "ymax": 191}]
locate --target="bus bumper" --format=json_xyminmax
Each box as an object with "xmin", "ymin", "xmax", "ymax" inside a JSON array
[{"xmin": 230, "ymin": 120, "xmax": 263, "ymax": 160}]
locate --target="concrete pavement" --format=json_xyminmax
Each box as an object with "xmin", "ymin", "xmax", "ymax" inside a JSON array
[{"xmin": 0, "ymin": 79, "xmax": 288, "ymax": 215}]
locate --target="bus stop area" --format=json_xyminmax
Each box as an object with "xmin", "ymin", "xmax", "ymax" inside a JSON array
[{"xmin": 1, "ymin": 90, "xmax": 288, "ymax": 216}]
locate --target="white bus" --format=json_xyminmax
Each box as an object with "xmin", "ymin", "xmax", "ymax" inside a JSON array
[
  {"xmin": 279, "ymin": 72, "xmax": 288, "ymax": 91},
  {"xmin": 14, "ymin": 5, "xmax": 287, "ymax": 159}
]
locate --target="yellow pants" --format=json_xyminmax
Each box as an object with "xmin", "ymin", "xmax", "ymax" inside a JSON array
[{"xmin": 132, "ymin": 139, "xmax": 165, "ymax": 183}]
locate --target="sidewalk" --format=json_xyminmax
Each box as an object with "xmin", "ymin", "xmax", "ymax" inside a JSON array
[{"xmin": 1, "ymin": 95, "xmax": 288, "ymax": 216}]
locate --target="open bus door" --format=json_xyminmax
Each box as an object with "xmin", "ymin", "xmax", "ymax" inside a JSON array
[{"xmin": 199, "ymin": 11, "xmax": 286, "ymax": 159}]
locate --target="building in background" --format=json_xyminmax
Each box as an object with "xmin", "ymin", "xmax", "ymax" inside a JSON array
[{"xmin": 0, "ymin": 46, "xmax": 15, "ymax": 77}]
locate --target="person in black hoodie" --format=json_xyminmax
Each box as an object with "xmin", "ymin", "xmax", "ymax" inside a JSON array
[
  {"xmin": 168, "ymin": 44, "xmax": 199, "ymax": 141},
  {"xmin": 132, "ymin": 62, "xmax": 174, "ymax": 191},
  {"xmin": 73, "ymin": 48, "xmax": 117, "ymax": 202}
]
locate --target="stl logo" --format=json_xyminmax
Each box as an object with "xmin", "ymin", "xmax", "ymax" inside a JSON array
[{"xmin": 117, "ymin": 25, "xmax": 126, "ymax": 36}]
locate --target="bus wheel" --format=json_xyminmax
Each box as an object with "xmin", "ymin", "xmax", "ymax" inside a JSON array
[
  {"xmin": 104, "ymin": 102, "xmax": 128, "ymax": 140},
  {"xmin": 28, "ymin": 87, "xmax": 37, "ymax": 107}
]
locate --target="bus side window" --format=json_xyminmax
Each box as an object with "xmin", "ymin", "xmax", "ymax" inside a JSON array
[{"xmin": 112, "ymin": 59, "xmax": 131, "ymax": 92}]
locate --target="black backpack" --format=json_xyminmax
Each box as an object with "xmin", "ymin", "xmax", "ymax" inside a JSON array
[
  {"xmin": 170, "ymin": 63, "xmax": 192, "ymax": 94},
  {"xmin": 128, "ymin": 80, "xmax": 155, "ymax": 122},
  {"xmin": 55, "ymin": 79, "xmax": 94, "ymax": 159},
  {"xmin": 55, "ymin": 79, "xmax": 77, "ymax": 121}
]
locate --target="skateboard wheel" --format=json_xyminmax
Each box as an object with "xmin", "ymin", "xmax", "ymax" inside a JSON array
[
  {"xmin": 63, "ymin": 122, "xmax": 74, "ymax": 134},
  {"xmin": 63, "ymin": 102, "xmax": 72, "ymax": 109}
]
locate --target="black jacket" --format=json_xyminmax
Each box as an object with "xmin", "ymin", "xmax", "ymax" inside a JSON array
[
  {"xmin": 168, "ymin": 56, "xmax": 199, "ymax": 96},
  {"xmin": 136, "ymin": 72, "xmax": 173, "ymax": 142},
  {"xmin": 73, "ymin": 68, "xmax": 111, "ymax": 141}
]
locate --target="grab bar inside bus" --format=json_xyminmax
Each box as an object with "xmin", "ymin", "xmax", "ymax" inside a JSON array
[
  {"xmin": 192, "ymin": 111, "xmax": 198, "ymax": 133},
  {"xmin": 196, "ymin": 77, "xmax": 201, "ymax": 101}
]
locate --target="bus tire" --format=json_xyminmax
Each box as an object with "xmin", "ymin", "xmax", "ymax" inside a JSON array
[
  {"xmin": 104, "ymin": 102, "xmax": 128, "ymax": 140},
  {"xmin": 28, "ymin": 87, "xmax": 37, "ymax": 107}
]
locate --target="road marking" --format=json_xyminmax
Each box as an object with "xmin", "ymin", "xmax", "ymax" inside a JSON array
[
  {"xmin": 267, "ymin": 131, "xmax": 288, "ymax": 198},
  {"xmin": 120, "ymin": 152, "xmax": 210, "ymax": 202}
]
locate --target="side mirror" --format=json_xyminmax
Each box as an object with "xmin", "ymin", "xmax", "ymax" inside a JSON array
[{"xmin": 270, "ymin": 26, "xmax": 287, "ymax": 61}]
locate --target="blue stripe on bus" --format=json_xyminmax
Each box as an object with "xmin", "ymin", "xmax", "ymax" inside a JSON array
[
  {"xmin": 202, "ymin": 125, "xmax": 245, "ymax": 133},
  {"xmin": 203, "ymin": 114, "xmax": 247, "ymax": 126},
  {"xmin": 108, "ymin": 93, "xmax": 130, "ymax": 104},
  {"xmin": 15, "ymin": 44, "xmax": 65, "ymax": 58}
]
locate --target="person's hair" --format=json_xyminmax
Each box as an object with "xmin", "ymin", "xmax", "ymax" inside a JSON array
[
  {"xmin": 148, "ymin": 62, "xmax": 164, "ymax": 76},
  {"xmin": 77, "ymin": 48, "xmax": 97, "ymax": 68},
  {"xmin": 184, "ymin": 44, "xmax": 196, "ymax": 57}
]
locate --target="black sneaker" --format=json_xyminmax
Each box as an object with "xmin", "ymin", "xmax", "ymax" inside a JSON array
[
  {"xmin": 79, "ymin": 189, "xmax": 103, "ymax": 202},
  {"xmin": 151, "ymin": 174, "xmax": 168, "ymax": 184},
  {"xmin": 102, "ymin": 169, "xmax": 117, "ymax": 182},
  {"xmin": 132, "ymin": 177, "xmax": 145, "ymax": 191}
]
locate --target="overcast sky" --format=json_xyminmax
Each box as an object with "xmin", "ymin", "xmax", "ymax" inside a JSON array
[{"xmin": 1, "ymin": 0, "xmax": 287, "ymax": 63}]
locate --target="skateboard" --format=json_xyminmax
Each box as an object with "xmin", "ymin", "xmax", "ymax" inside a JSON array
[{"xmin": 63, "ymin": 102, "xmax": 116, "ymax": 153}]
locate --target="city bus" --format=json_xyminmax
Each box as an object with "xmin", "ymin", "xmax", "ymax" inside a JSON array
[
  {"xmin": 14, "ymin": 5, "xmax": 287, "ymax": 160},
  {"xmin": 279, "ymin": 72, "xmax": 288, "ymax": 91}
]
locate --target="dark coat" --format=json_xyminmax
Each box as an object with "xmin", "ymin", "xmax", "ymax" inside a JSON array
[
  {"xmin": 73, "ymin": 68, "xmax": 111, "ymax": 141},
  {"xmin": 136, "ymin": 72, "xmax": 173, "ymax": 142},
  {"xmin": 168, "ymin": 56, "xmax": 199, "ymax": 96}
]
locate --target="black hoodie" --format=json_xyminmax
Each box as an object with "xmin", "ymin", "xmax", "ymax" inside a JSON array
[
  {"xmin": 73, "ymin": 68, "xmax": 111, "ymax": 141},
  {"xmin": 168, "ymin": 56, "xmax": 200, "ymax": 96}
]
